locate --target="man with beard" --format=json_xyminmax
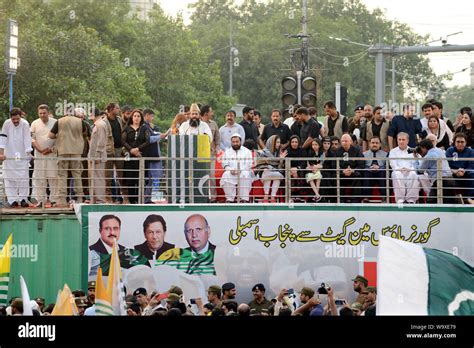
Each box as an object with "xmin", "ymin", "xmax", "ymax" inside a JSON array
[
  {"xmin": 220, "ymin": 133, "xmax": 254, "ymax": 203},
  {"xmin": 352, "ymin": 275, "xmax": 368, "ymax": 306},
  {"xmin": 239, "ymin": 106, "xmax": 263, "ymax": 150},
  {"xmin": 178, "ymin": 103, "xmax": 212, "ymax": 143},
  {"xmin": 363, "ymin": 106, "xmax": 390, "ymax": 152},
  {"xmin": 121, "ymin": 105, "xmax": 132, "ymax": 127},
  {"xmin": 222, "ymin": 282, "xmax": 237, "ymax": 301}
]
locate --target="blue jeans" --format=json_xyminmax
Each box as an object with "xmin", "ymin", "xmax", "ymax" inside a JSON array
[{"xmin": 144, "ymin": 161, "xmax": 163, "ymax": 203}]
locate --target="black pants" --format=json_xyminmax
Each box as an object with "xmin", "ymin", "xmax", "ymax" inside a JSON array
[{"xmin": 427, "ymin": 178, "xmax": 455, "ymax": 204}]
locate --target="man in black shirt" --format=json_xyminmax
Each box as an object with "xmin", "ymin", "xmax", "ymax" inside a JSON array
[
  {"xmin": 239, "ymin": 106, "xmax": 262, "ymax": 150},
  {"xmin": 332, "ymin": 134, "xmax": 365, "ymax": 203},
  {"xmin": 260, "ymin": 109, "xmax": 292, "ymax": 150},
  {"xmin": 296, "ymin": 107, "xmax": 321, "ymax": 155}
]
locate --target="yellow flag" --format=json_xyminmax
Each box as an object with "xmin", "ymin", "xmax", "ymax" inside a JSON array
[
  {"xmin": 0, "ymin": 234, "xmax": 13, "ymax": 306},
  {"xmin": 95, "ymin": 267, "xmax": 113, "ymax": 315},
  {"xmin": 0, "ymin": 234, "xmax": 12, "ymax": 273},
  {"xmin": 197, "ymin": 134, "xmax": 211, "ymax": 163},
  {"xmin": 106, "ymin": 241, "xmax": 126, "ymax": 315},
  {"xmin": 52, "ymin": 284, "xmax": 79, "ymax": 316}
]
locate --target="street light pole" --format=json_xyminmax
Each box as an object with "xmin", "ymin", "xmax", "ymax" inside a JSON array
[
  {"xmin": 229, "ymin": 23, "xmax": 233, "ymax": 97},
  {"xmin": 370, "ymin": 43, "xmax": 474, "ymax": 105}
]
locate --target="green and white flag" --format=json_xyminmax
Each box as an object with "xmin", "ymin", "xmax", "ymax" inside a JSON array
[
  {"xmin": 377, "ymin": 235, "xmax": 474, "ymax": 315},
  {"xmin": 167, "ymin": 134, "xmax": 211, "ymax": 203},
  {"xmin": 0, "ymin": 234, "xmax": 12, "ymax": 306}
]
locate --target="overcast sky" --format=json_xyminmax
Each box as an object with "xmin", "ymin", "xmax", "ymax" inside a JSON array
[{"xmin": 158, "ymin": 0, "xmax": 474, "ymax": 87}]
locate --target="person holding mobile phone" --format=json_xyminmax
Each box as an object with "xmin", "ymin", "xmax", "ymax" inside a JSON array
[{"xmin": 296, "ymin": 287, "xmax": 315, "ymax": 316}]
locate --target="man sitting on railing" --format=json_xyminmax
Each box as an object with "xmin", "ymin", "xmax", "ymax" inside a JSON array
[{"xmin": 220, "ymin": 133, "xmax": 254, "ymax": 203}]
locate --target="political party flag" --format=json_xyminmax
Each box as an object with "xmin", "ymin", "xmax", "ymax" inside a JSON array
[
  {"xmin": 0, "ymin": 234, "xmax": 12, "ymax": 306},
  {"xmin": 377, "ymin": 235, "xmax": 474, "ymax": 315},
  {"xmin": 20, "ymin": 275, "xmax": 33, "ymax": 315},
  {"xmin": 168, "ymin": 134, "xmax": 211, "ymax": 203},
  {"xmin": 52, "ymin": 284, "xmax": 79, "ymax": 316},
  {"xmin": 107, "ymin": 240, "xmax": 127, "ymax": 315},
  {"xmin": 155, "ymin": 247, "xmax": 216, "ymax": 275},
  {"xmin": 95, "ymin": 267, "xmax": 113, "ymax": 316}
]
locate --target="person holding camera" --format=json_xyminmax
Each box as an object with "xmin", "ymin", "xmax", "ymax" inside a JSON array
[{"xmin": 414, "ymin": 138, "xmax": 454, "ymax": 204}]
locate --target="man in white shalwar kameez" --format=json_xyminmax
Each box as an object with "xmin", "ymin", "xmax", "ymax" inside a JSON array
[
  {"xmin": 0, "ymin": 108, "xmax": 33, "ymax": 207},
  {"xmin": 31, "ymin": 104, "xmax": 58, "ymax": 206},
  {"xmin": 220, "ymin": 133, "xmax": 254, "ymax": 203}
]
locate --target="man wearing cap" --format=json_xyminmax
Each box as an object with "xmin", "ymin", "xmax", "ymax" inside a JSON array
[
  {"xmin": 134, "ymin": 214, "xmax": 175, "ymax": 261},
  {"xmin": 248, "ymin": 283, "xmax": 273, "ymax": 315},
  {"xmin": 178, "ymin": 103, "xmax": 212, "ymax": 143},
  {"xmin": 297, "ymin": 287, "xmax": 315, "ymax": 316},
  {"xmin": 363, "ymin": 286, "xmax": 377, "ymax": 316},
  {"xmin": 133, "ymin": 288, "xmax": 148, "ymax": 314},
  {"xmin": 74, "ymin": 297, "xmax": 89, "ymax": 316},
  {"xmin": 87, "ymin": 281, "xmax": 96, "ymax": 305},
  {"xmin": 348, "ymin": 105, "xmax": 364, "ymax": 137},
  {"xmin": 220, "ymin": 133, "xmax": 254, "ymax": 203},
  {"xmin": 49, "ymin": 106, "xmax": 88, "ymax": 206},
  {"xmin": 352, "ymin": 275, "xmax": 368, "ymax": 305},
  {"xmin": 222, "ymin": 282, "xmax": 236, "ymax": 301},
  {"xmin": 207, "ymin": 285, "xmax": 222, "ymax": 307},
  {"xmin": 165, "ymin": 293, "xmax": 181, "ymax": 310}
]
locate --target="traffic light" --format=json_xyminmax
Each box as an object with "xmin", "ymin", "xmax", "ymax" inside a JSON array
[
  {"xmin": 281, "ymin": 76, "xmax": 298, "ymax": 107},
  {"xmin": 282, "ymin": 75, "xmax": 317, "ymax": 117},
  {"xmin": 301, "ymin": 76, "xmax": 316, "ymax": 107}
]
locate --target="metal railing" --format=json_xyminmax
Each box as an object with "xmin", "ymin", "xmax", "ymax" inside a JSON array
[{"xmin": 0, "ymin": 155, "xmax": 473, "ymax": 207}]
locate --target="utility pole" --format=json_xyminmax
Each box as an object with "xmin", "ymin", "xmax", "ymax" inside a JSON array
[
  {"xmin": 391, "ymin": 57, "xmax": 396, "ymax": 104},
  {"xmin": 229, "ymin": 23, "xmax": 233, "ymax": 97},
  {"xmin": 301, "ymin": 0, "xmax": 309, "ymax": 74},
  {"xmin": 370, "ymin": 43, "xmax": 474, "ymax": 105}
]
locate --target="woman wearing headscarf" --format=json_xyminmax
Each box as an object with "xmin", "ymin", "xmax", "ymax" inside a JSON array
[{"xmin": 255, "ymin": 135, "xmax": 286, "ymax": 203}]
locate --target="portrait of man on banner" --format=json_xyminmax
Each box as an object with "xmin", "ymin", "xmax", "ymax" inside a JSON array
[
  {"xmin": 134, "ymin": 214, "xmax": 175, "ymax": 261},
  {"xmin": 89, "ymin": 214, "xmax": 148, "ymax": 277},
  {"xmin": 156, "ymin": 214, "xmax": 216, "ymax": 275}
]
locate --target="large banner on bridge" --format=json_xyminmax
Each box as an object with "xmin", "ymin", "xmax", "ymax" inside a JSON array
[{"xmin": 79, "ymin": 205, "xmax": 473, "ymax": 304}]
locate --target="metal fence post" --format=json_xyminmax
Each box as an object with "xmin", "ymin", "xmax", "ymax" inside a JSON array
[
  {"xmin": 189, "ymin": 157, "xmax": 194, "ymax": 204},
  {"xmin": 336, "ymin": 158, "xmax": 340, "ymax": 204},
  {"xmin": 285, "ymin": 158, "xmax": 291, "ymax": 203},
  {"xmin": 436, "ymin": 158, "xmax": 443, "ymax": 204},
  {"xmin": 138, "ymin": 158, "xmax": 145, "ymax": 204}
]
